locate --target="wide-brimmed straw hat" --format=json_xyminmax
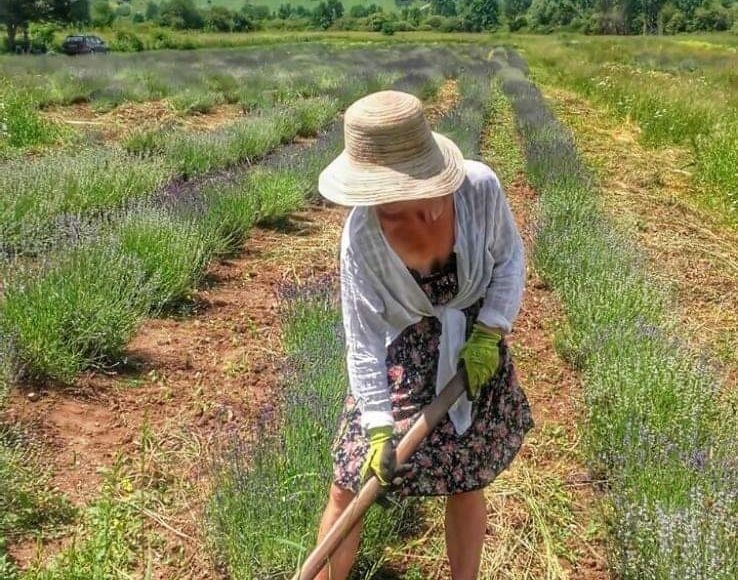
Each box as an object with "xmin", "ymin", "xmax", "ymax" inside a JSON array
[{"xmin": 318, "ymin": 90, "xmax": 466, "ymax": 206}]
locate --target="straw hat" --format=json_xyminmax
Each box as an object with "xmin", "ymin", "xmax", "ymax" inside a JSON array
[{"xmin": 318, "ymin": 90, "xmax": 466, "ymax": 206}]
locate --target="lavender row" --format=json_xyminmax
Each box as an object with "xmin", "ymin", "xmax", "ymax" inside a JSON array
[{"xmin": 494, "ymin": 48, "xmax": 738, "ymax": 579}]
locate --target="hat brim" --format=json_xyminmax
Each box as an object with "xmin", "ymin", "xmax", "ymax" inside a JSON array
[{"xmin": 318, "ymin": 132, "xmax": 466, "ymax": 207}]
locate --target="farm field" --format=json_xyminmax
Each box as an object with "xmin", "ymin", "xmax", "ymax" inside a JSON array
[{"xmin": 0, "ymin": 33, "xmax": 737, "ymax": 579}]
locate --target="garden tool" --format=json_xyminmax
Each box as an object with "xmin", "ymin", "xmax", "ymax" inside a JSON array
[{"xmin": 290, "ymin": 368, "xmax": 467, "ymax": 580}]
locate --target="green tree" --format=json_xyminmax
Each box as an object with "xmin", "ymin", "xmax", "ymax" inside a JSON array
[
  {"xmin": 673, "ymin": 0, "xmax": 703, "ymax": 16},
  {"xmin": 144, "ymin": 0, "xmax": 159, "ymax": 20},
  {"xmin": 277, "ymin": 2, "xmax": 292, "ymax": 18},
  {"xmin": 693, "ymin": 0, "xmax": 732, "ymax": 29},
  {"xmin": 0, "ymin": 0, "xmax": 36, "ymax": 51},
  {"xmin": 159, "ymin": 0, "xmax": 204, "ymax": 28},
  {"xmin": 1, "ymin": 0, "xmax": 84, "ymax": 51},
  {"xmin": 241, "ymin": 3, "xmax": 271, "ymax": 20},
  {"xmin": 431, "ymin": 0, "xmax": 458, "ymax": 16},
  {"xmin": 311, "ymin": 0, "xmax": 343, "ymax": 28},
  {"xmin": 465, "ymin": 0, "xmax": 500, "ymax": 27},
  {"xmin": 69, "ymin": 0, "xmax": 90, "ymax": 23},
  {"xmin": 503, "ymin": 0, "xmax": 531, "ymax": 20},
  {"xmin": 530, "ymin": 0, "xmax": 578, "ymax": 28},
  {"xmin": 205, "ymin": 5, "xmax": 233, "ymax": 29},
  {"xmin": 90, "ymin": 0, "xmax": 115, "ymax": 26}
]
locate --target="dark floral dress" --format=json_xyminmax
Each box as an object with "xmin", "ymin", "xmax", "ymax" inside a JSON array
[{"xmin": 331, "ymin": 254, "xmax": 534, "ymax": 496}]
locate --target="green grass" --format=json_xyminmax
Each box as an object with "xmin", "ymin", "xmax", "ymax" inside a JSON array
[
  {"xmin": 20, "ymin": 423, "xmax": 171, "ymax": 580},
  {"xmin": 0, "ymin": 426, "xmax": 76, "ymax": 577},
  {"xmin": 0, "ymin": 83, "xmax": 66, "ymax": 152}
]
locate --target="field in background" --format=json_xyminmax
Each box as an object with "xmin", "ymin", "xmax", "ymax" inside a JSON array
[{"xmin": 1, "ymin": 33, "xmax": 736, "ymax": 579}]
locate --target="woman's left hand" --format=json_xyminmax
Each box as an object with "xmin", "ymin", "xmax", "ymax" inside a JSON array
[{"xmin": 458, "ymin": 323, "xmax": 503, "ymax": 401}]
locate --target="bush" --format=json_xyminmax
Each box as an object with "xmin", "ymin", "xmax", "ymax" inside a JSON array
[
  {"xmin": 424, "ymin": 14, "xmax": 444, "ymax": 28},
  {"xmin": 0, "ymin": 245, "xmax": 151, "ymax": 383},
  {"xmin": 110, "ymin": 30, "xmax": 145, "ymax": 52},
  {"xmin": 119, "ymin": 209, "xmax": 215, "ymax": 311},
  {"xmin": 28, "ymin": 23, "xmax": 57, "ymax": 53},
  {"xmin": 530, "ymin": 0, "xmax": 578, "ymax": 28},
  {"xmin": 391, "ymin": 19, "xmax": 415, "ymax": 31},
  {"xmin": 115, "ymin": 3, "xmax": 131, "ymax": 17},
  {"xmin": 664, "ymin": 9, "xmax": 687, "ymax": 34},
  {"xmin": 439, "ymin": 16, "xmax": 464, "ymax": 31},
  {"xmin": 91, "ymin": 0, "xmax": 116, "ymax": 26},
  {"xmin": 509, "ymin": 14, "xmax": 528, "ymax": 31},
  {"xmin": 150, "ymin": 29, "xmax": 177, "ymax": 49},
  {"xmin": 205, "ymin": 6, "xmax": 234, "ymax": 31},
  {"xmin": 159, "ymin": 0, "xmax": 205, "ymax": 29}
]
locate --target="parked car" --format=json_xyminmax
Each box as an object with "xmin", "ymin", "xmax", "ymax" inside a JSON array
[{"xmin": 61, "ymin": 35, "xmax": 109, "ymax": 56}]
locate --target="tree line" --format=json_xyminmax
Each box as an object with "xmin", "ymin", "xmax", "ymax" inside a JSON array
[{"xmin": 2, "ymin": 0, "xmax": 737, "ymax": 52}]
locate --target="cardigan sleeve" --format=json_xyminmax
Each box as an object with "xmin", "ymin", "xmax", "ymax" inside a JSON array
[
  {"xmin": 476, "ymin": 172, "xmax": 526, "ymax": 334},
  {"xmin": 340, "ymin": 244, "xmax": 394, "ymax": 430}
]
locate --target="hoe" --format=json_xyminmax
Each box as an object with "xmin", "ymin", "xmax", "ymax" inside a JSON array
[{"xmin": 291, "ymin": 369, "xmax": 467, "ymax": 580}]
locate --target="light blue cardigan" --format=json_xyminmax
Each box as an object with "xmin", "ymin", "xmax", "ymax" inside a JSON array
[{"xmin": 339, "ymin": 160, "xmax": 525, "ymax": 434}]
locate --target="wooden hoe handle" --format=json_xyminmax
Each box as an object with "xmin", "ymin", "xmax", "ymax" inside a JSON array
[{"xmin": 291, "ymin": 370, "xmax": 467, "ymax": 580}]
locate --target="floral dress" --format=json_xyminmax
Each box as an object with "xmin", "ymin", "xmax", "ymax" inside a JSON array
[{"xmin": 331, "ymin": 254, "xmax": 534, "ymax": 496}]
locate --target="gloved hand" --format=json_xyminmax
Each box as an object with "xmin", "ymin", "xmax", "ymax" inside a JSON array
[
  {"xmin": 458, "ymin": 323, "xmax": 503, "ymax": 401},
  {"xmin": 361, "ymin": 426, "xmax": 396, "ymax": 487}
]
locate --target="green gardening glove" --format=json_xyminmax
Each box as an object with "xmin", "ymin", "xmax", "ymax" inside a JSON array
[
  {"xmin": 361, "ymin": 426, "xmax": 396, "ymax": 487},
  {"xmin": 458, "ymin": 324, "xmax": 503, "ymax": 402}
]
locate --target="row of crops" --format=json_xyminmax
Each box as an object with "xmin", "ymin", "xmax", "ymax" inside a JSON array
[
  {"xmin": 0, "ymin": 45, "xmax": 493, "ymax": 390},
  {"xmin": 493, "ymin": 48, "xmax": 738, "ymax": 577}
]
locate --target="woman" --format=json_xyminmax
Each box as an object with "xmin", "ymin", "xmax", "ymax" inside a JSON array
[{"xmin": 316, "ymin": 90, "xmax": 533, "ymax": 580}]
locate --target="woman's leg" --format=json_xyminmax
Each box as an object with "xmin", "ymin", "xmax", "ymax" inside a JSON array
[
  {"xmin": 315, "ymin": 484, "xmax": 362, "ymax": 580},
  {"xmin": 445, "ymin": 489, "xmax": 487, "ymax": 580}
]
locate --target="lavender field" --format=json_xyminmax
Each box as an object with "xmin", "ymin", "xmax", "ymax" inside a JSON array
[{"xmin": 1, "ymin": 35, "xmax": 736, "ymax": 580}]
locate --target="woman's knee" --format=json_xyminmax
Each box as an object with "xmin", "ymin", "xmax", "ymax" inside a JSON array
[{"xmin": 328, "ymin": 484, "xmax": 356, "ymax": 510}]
